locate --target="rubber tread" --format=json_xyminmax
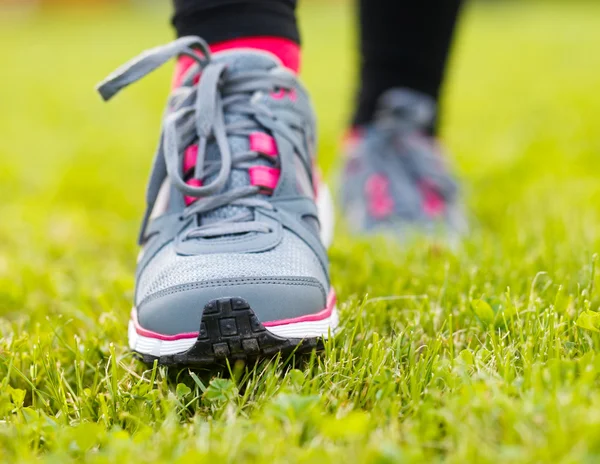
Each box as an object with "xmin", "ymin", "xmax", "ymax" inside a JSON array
[{"xmin": 136, "ymin": 297, "xmax": 322, "ymax": 367}]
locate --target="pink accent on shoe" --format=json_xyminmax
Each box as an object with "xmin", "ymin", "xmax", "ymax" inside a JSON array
[
  {"xmin": 249, "ymin": 166, "xmax": 280, "ymax": 192},
  {"xmin": 184, "ymin": 178, "xmax": 203, "ymax": 206},
  {"xmin": 365, "ymin": 174, "xmax": 394, "ymax": 219},
  {"xmin": 211, "ymin": 37, "xmax": 300, "ymax": 73},
  {"xmin": 263, "ymin": 288, "xmax": 336, "ymax": 327},
  {"xmin": 183, "ymin": 144, "xmax": 198, "ymax": 172},
  {"xmin": 172, "ymin": 36, "xmax": 300, "ymax": 88},
  {"xmin": 249, "ymin": 132, "xmax": 278, "ymax": 157},
  {"xmin": 420, "ymin": 180, "xmax": 446, "ymax": 217},
  {"xmin": 270, "ymin": 88, "xmax": 297, "ymax": 102},
  {"xmin": 131, "ymin": 288, "xmax": 336, "ymax": 339},
  {"xmin": 182, "ymin": 144, "xmax": 203, "ymax": 205},
  {"xmin": 172, "ymin": 55, "xmax": 200, "ymax": 89}
]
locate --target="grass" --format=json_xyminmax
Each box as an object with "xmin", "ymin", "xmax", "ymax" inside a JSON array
[{"xmin": 2, "ymin": 1, "xmax": 600, "ymax": 462}]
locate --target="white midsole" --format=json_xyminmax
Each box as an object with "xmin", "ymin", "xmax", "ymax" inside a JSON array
[
  {"xmin": 317, "ymin": 183, "xmax": 335, "ymax": 249},
  {"xmin": 128, "ymin": 306, "xmax": 339, "ymax": 357}
]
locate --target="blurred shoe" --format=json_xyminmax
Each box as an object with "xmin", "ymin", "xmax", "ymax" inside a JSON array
[
  {"xmin": 341, "ymin": 88, "xmax": 467, "ymax": 239},
  {"xmin": 97, "ymin": 37, "xmax": 336, "ymax": 366}
]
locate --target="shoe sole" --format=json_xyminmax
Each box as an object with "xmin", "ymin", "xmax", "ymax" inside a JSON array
[
  {"xmin": 130, "ymin": 181, "xmax": 336, "ymax": 367},
  {"xmin": 128, "ymin": 292, "xmax": 338, "ymax": 367}
]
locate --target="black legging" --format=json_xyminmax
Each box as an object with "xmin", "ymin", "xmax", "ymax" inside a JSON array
[{"xmin": 172, "ymin": 0, "xmax": 464, "ymax": 132}]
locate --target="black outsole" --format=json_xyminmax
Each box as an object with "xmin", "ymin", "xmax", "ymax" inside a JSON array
[{"xmin": 136, "ymin": 297, "xmax": 323, "ymax": 367}]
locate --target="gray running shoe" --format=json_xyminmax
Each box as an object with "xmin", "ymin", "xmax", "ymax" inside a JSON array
[
  {"xmin": 341, "ymin": 88, "xmax": 466, "ymax": 238},
  {"xmin": 97, "ymin": 37, "xmax": 337, "ymax": 366}
]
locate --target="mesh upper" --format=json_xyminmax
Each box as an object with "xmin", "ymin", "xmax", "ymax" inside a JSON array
[{"xmin": 136, "ymin": 231, "xmax": 328, "ymax": 304}]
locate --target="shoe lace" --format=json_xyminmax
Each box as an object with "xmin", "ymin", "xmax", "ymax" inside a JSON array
[
  {"xmin": 97, "ymin": 36, "xmax": 306, "ymax": 239},
  {"xmin": 376, "ymin": 117, "xmax": 457, "ymax": 201}
]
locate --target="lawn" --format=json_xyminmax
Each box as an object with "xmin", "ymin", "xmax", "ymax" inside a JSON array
[{"xmin": 2, "ymin": 1, "xmax": 600, "ymax": 462}]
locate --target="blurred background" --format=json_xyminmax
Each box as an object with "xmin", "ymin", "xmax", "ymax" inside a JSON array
[
  {"xmin": 2, "ymin": 3, "xmax": 600, "ymax": 460},
  {"xmin": 1, "ymin": 0, "xmax": 600, "ymax": 315}
]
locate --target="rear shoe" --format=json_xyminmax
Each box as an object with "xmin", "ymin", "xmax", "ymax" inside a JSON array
[
  {"xmin": 97, "ymin": 37, "xmax": 337, "ymax": 366},
  {"xmin": 341, "ymin": 88, "xmax": 467, "ymax": 239}
]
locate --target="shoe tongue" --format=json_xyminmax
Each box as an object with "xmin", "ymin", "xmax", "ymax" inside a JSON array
[{"xmin": 377, "ymin": 88, "xmax": 437, "ymax": 129}]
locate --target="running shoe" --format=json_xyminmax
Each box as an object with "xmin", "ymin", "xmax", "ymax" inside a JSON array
[
  {"xmin": 341, "ymin": 88, "xmax": 466, "ymax": 238},
  {"xmin": 97, "ymin": 37, "xmax": 337, "ymax": 366}
]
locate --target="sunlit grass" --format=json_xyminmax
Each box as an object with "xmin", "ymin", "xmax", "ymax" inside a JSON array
[{"xmin": 2, "ymin": 1, "xmax": 600, "ymax": 462}]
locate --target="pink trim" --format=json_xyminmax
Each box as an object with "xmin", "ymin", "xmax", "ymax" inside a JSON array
[
  {"xmin": 172, "ymin": 55, "xmax": 199, "ymax": 89},
  {"xmin": 172, "ymin": 36, "xmax": 300, "ymax": 88},
  {"xmin": 182, "ymin": 145, "xmax": 202, "ymax": 205},
  {"xmin": 248, "ymin": 166, "xmax": 280, "ymax": 192},
  {"xmin": 184, "ymin": 178, "xmax": 203, "ymax": 206},
  {"xmin": 263, "ymin": 289, "xmax": 337, "ymax": 327},
  {"xmin": 249, "ymin": 132, "xmax": 278, "ymax": 157},
  {"xmin": 270, "ymin": 88, "xmax": 297, "ymax": 102},
  {"xmin": 420, "ymin": 180, "xmax": 445, "ymax": 217},
  {"xmin": 184, "ymin": 144, "xmax": 198, "ymax": 172},
  {"xmin": 131, "ymin": 309, "xmax": 199, "ymax": 341},
  {"xmin": 365, "ymin": 173, "xmax": 394, "ymax": 219},
  {"xmin": 211, "ymin": 37, "xmax": 300, "ymax": 74},
  {"xmin": 131, "ymin": 288, "xmax": 336, "ymax": 340}
]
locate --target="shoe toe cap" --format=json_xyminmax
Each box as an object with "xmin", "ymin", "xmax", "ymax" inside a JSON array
[{"xmin": 135, "ymin": 276, "xmax": 328, "ymax": 336}]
